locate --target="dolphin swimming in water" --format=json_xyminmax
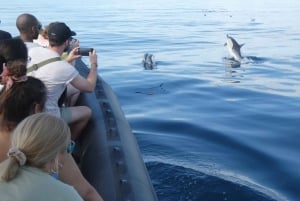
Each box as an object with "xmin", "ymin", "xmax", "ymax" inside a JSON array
[
  {"xmin": 224, "ymin": 35, "xmax": 244, "ymax": 61},
  {"xmin": 142, "ymin": 53, "xmax": 156, "ymax": 70}
]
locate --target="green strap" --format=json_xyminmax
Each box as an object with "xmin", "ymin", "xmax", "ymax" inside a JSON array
[{"xmin": 27, "ymin": 57, "xmax": 61, "ymax": 73}]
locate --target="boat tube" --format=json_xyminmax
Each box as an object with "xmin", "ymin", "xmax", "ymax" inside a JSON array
[{"xmin": 74, "ymin": 59, "xmax": 158, "ymax": 201}]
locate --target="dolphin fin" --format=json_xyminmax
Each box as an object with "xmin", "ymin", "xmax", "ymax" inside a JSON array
[{"xmin": 239, "ymin": 43, "xmax": 245, "ymax": 48}]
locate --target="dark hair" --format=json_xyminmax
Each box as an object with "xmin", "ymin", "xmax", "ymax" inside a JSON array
[
  {"xmin": 16, "ymin": 13, "xmax": 39, "ymax": 33},
  {"xmin": 0, "ymin": 30, "xmax": 12, "ymax": 41},
  {"xmin": 0, "ymin": 76, "xmax": 47, "ymax": 132},
  {"xmin": 0, "ymin": 38, "xmax": 27, "ymax": 75}
]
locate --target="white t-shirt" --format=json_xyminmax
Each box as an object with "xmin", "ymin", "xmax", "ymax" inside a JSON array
[
  {"xmin": 0, "ymin": 166, "xmax": 83, "ymax": 201},
  {"xmin": 27, "ymin": 46, "xmax": 78, "ymax": 117},
  {"xmin": 25, "ymin": 41, "xmax": 40, "ymax": 49}
]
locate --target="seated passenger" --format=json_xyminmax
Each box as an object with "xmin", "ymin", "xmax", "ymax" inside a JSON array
[
  {"xmin": 33, "ymin": 24, "xmax": 49, "ymax": 47},
  {"xmin": 26, "ymin": 21, "xmax": 98, "ymax": 140},
  {"xmin": 0, "ymin": 113, "xmax": 83, "ymax": 201},
  {"xmin": 0, "ymin": 38, "xmax": 103, "ymax": 201},
  {"xmin": 15, "ymin": 13, "xmax": 41, "ymax": 49}
]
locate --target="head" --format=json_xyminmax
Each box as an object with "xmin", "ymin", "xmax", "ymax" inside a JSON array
[
  {"xmin": 16, "ymin": 13, "xmax": 41, "ymax": 41},
  {"xmin": 47, "ymin": 22, "xmax": 76, "ymax": 52},
  {"xmin": 41, "ymin": 25, "xmax": 49, "ymax": 39},
  {"xmin": 0, "ymin": 20, "xmax": 12, "ymax": 41},
  {"xmin": 0, "ymin": 113, "xmax": 71, "ymax": 181},
  {"xmin": 0, "ymin": 30, "xmax": 12, "ymax": 41},
  {"xmin": 0, "ymin": 38, "xmax": 28, "ymax": 75},
  {"xmin": 0, "ymin": 76, "xmax": 47, "ymax": 132}
]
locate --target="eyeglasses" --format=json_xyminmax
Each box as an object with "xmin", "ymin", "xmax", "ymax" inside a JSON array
[{"xmin": 66, "ymin": 140, "xmax": 76, "ymax": 154}]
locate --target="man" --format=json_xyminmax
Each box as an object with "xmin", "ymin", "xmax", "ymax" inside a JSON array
[
  {"xmin": 16, "ymin": 13, "xmax": 41, "ymax": 48},
  {"xmin": 26, "ymin": 22, "xmax": 98, "ymax": 140}
]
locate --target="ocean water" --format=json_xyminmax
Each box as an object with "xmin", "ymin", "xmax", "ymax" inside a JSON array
[{"xmin": 1, "ymin": 0, "xmax": 300, "ymax": 200}]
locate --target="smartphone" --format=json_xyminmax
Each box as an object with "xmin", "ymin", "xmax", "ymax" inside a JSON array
[{"xmin": 78, "ymin": 48, "xmax": 94, "ymax": 56}]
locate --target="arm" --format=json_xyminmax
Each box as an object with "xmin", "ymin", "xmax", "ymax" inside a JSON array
[
  {"xmin": 59, "ymin": 154, "xmax": 104, "ymax": 201},
  {"xmin": 70, "ymin": 50, "xmax": 98, "ymax": 92}
]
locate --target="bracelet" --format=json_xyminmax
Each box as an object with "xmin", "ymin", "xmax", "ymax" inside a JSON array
[{"xmin": 91, "ymin": 63, "xmax": 98, "ymax": 68}]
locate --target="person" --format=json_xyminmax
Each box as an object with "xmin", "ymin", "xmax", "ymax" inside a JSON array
[
  {"xmin": 0, "ymin": 113, "xmax": 84, "ymax": 201},
  {"xmin": 0, "ymin": 38, "xmax": 104, "ymax": 201},
  {"xmin": 33, "ymin": 24, "xmax": 49, "ymax": 47},
  {"xmin": 25, "ymin": 21, "xmax": 98, "ymax": 140},
  {"xmin": 0, "ymin": 38, "xmax": 27, "ymax": 76},
  {"xmin": 0, "ymin": 30, "xmax": 12, "ymax": 41},
  {"xmin": 15, "ymin": 13, "xmax": 41, "ymax": 49}
]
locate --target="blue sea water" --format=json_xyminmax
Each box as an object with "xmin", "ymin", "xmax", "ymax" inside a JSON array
[{"xmin": 1, "ymin": 0, "xmax": 300, "ymax": 200}]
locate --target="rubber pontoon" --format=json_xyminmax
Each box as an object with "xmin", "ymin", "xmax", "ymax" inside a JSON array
[{"xmin": 74, "ymin": 60, "xmax": 158, "ymax": 201}]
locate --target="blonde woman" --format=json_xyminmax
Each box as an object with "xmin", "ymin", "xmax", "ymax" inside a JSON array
[{"xmin": 0, "ymin": 113, "xmax": 83, "ymax": 200}]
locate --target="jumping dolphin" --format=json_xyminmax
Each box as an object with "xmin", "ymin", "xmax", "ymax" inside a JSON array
[
  {"xmin": 142, "ymin": 53, "xmax": 156, "ymax": 70},
  {"xmin": 224, "ymin": 35, "xmax": 244, "ymax": 61}
]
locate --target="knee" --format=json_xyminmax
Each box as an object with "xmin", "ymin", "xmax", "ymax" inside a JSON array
[{"xmin": 82, "ymin": 106, "xmax": 92, "ymax": 120}]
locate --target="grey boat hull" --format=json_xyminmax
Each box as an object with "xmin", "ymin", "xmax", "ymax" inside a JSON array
[{"xmin": 75, "ymin": 60, "xmax": 158, "ymax": 201}]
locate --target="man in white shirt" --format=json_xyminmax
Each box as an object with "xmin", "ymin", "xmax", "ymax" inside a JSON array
[{"xmin": 27, "ymin": 22, "xmax": 98, "ymax": 140}]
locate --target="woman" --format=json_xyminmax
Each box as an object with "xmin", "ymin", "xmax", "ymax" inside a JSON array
[
  {"xmin": 0, "ymin": 38, "xmax": 103, "ymax": 201},
  {"xmin": 0, "ymin": 113, "xmax": 83, "ymax": 200}
]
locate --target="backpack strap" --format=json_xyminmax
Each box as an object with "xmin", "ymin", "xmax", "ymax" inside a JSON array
[{"xmin": 27, "ymin": 57, "xmax": 61, "ymax": 73}]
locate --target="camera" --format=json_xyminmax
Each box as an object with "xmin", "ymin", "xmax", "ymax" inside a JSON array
[{"xmin": 78, "ymin": 48, "xmax": 94, "ymax": 56}]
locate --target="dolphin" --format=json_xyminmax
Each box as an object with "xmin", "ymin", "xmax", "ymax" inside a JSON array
[
  {"xmin": 224, "ymin": 35, "xmax": 244, "ymax": 61},
  {"xmin": 142, "ymin": 53, "xmax": 156, "ymax": 70}
]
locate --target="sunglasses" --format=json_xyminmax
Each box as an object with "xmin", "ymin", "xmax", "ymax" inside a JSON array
[{"xmin": 66, "ymin": 140, "xmax": 76, "ymax": 154}]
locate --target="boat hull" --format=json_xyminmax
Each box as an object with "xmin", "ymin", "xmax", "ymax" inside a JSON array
[{"xmin": 75, "ymin": 60, "xmax": 157, "ymax": 201}]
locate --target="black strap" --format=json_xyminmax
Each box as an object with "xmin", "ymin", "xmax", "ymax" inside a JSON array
[{"xmin": 27, "ymin": 57, "xmax": 61, "ymax": 73}]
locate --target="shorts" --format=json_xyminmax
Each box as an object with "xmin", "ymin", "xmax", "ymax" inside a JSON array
[{"xmin": 60, "ymin": 107, "xmax": 72, "ymax": 123}]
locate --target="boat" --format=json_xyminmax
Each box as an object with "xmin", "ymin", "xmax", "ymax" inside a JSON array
[{"xmin": 74, "ymin": 59, "xmax": 158, "ymax": 201}]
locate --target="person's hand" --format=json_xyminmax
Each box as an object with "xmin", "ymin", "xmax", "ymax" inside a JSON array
[
  {"xmin": 65, "ymin": 47, "xmax": 81, "ymax": 64},
  {"xmin": 89, "ymin": 49, "xmax": 98, "ymax": 67}
]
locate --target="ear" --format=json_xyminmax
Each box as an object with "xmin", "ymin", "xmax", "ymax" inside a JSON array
[
  {"xmin": 31, "ymin": 26, "xmax": 36, "ymax": 34},
  {"xmin": 34, "ymin": 103, "xmax": 44, "ymax": 113}
]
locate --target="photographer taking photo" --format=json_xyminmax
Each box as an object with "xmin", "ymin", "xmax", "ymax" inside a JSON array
[{"xmin": 27, "ymin": 21, "xmax": 99, "ymax": 141}]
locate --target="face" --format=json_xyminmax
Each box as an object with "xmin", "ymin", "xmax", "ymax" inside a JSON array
[{"xmin": 63, "ymin": 39, "xmax": 71, "ymax": 52}]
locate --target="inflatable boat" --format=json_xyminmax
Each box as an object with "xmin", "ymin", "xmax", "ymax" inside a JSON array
[{"xmin": 74, "ymin": 59, "xmax": 158, "ymax": 201}]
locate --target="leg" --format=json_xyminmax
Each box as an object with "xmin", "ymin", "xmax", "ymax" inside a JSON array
[
  {"xmin": 61, "ymin": 106, "xmax": 92, "ymax": 140},
  {"xmin": 59, "ymin": 153, "xmax": 104, "ymax": 201},
  {"xmin": 66, "ymin": 84, "xmax": 80, "ymax": 106}
]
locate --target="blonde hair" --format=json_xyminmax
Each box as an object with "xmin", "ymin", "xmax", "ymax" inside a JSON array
[{"xmin": 0, "ymin": 113, "xmax": 70, "ymax": 181}]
